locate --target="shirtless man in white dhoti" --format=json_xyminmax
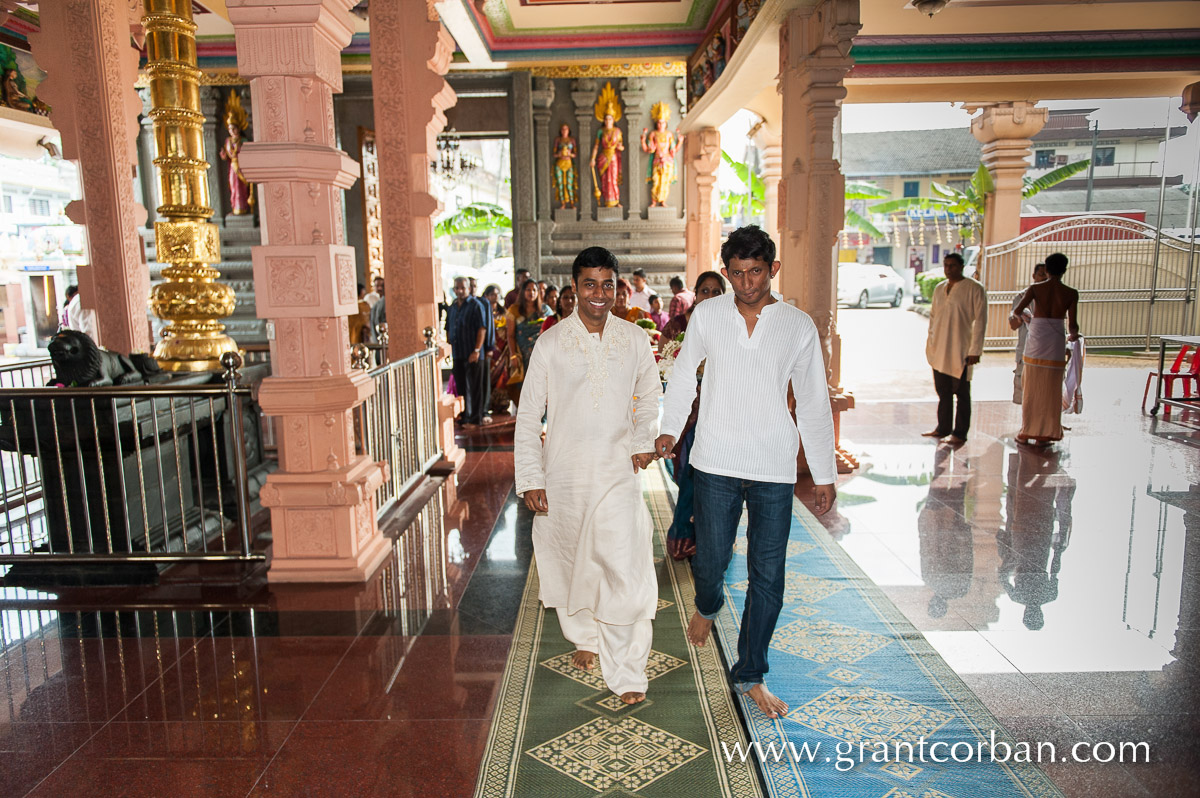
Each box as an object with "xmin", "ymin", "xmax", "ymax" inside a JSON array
[{"xmin": 514, "ymin": 246, "xmax": 662, "ymax": 705}]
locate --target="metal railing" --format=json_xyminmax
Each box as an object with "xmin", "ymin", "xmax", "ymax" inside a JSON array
[
  {"xmin": 0, "ymin": 358, "xmax": 54, "ymax": 389},
  {"xmin": 0, "ymin": 357, "xmax": 263, "ymax": 564},
  {"xmin": 981, "ymin": 215, "xmax": 1199, "ymax": 349},
  {"xmin": 355, "ymin": 343, "xmax": 442, "ymax": 516}
]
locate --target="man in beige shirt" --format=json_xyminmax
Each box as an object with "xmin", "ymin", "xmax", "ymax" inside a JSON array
[{"xmin": 923, "ymin": 252, "xmax": 987, "ymax": 445}]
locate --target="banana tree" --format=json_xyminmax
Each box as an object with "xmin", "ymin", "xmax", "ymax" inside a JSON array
[
  {"xmin": 434, "ymin": 201, "xmax": 512, "ymax": 237},
  {"xmin": 844, "ymin": 180, "xmax": 890, "ymax": 241},
  {"xmin": 867, "ymin": 159, "xmax": 1091, "ymax": 279},
  {"xmin": 719, "ymin": 150, "xmax": 765, "ymax": 223}
]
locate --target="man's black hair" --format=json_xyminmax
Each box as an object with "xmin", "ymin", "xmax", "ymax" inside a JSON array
[
  {"xmin": 516, "ymin": 268, "xmax": 530, "ymax": 277},
  {"xmin": 1045, "ymin": 252, "xmax": 1068, "ymax": 276},
  {"xmin": 669, "ymin": 276, "xmax": 684, "ymax": 291},
  {"xmin": 65, "ymin": 284, "xmax": 79, "ymax": 299},
  {"xmin": 632, "ymin": 268, "xmax": 646, "ymax": 278},
  {"xmin": 943, "ymin": 252, "xmax": 965, "ymax": 267},
  {"xmin": 572, "ymin": 246, "xmax": 620, "ymax": 283},
  {"xmin": 720, "ymin": 225, "xmax": 776, "ymax": 267}
]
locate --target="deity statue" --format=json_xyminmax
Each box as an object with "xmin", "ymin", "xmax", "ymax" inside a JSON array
[
  {"xmin": 2, "ymin": 68, "xmax": 28, "ymax": 111},
  {"xmin": 590, "ymin": 82, "xmax": 624, "ymax": 208},
  {"xmin": 219, "ymin": 91, "xmax": 253, "ymax": 216},
  {"xmin": 641, "ymin": 102, "xmax": 680, "ymax": 207},
  {"xmin": 552, "ymin": 124, "xmax": 577, "ymax": 209}
]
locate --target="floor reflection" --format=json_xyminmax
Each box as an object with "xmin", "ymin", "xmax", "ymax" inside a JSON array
[{"xmin": 999, "ymin": 447, "xmax": 1075, "ymax": 631}]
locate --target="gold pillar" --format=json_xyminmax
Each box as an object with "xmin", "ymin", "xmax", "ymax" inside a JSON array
[{"xmin": 142, "ymin": 0, "xmax": 236, "ymax": 371}]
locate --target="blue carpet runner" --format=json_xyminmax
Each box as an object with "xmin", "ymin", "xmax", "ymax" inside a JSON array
[{"xmin": 704, "ymin": 484, "xmax": 1066, "ymax": 798}]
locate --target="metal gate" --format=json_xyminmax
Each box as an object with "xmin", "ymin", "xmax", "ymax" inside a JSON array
[{"xmin": 981, "ymin": 215, "xmax": 1199, "ymax": 349}]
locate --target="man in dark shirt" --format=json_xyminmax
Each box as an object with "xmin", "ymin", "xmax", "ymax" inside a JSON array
[{"xmin": 447, "ymin": 276, "xmax": 489, "ymax": 427}]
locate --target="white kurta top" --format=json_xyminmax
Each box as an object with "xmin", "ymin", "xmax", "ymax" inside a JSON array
[
  {"xmin": 514, "ymin": 312, "xmax": 662, "ymax": 626},
  {"xmin": 926, "ymin": 277, "xmax": 987, "ymax": 381}
]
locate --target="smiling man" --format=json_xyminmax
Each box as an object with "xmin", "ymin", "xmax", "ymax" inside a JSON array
[
  {"xmin": 514, "ymin": 246, "xmax": 662, "ymax": 705},
  {"xmin": 655, "ymin": 224, "xmax": 836, "ymax": 719}
]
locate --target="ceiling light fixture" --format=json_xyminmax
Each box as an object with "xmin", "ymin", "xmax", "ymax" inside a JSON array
[{"xmin": 912, "ymin": 0, "xmax": 950, "ymax": 17}]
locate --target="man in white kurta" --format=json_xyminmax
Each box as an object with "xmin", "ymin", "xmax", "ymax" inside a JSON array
[
  {"xmin": 923, "ymin": 252, "xmax": 987, "ymax": 445},
  {"xmin": 514, "ymin": 247, "xmax": 662, "ymax": 703}
]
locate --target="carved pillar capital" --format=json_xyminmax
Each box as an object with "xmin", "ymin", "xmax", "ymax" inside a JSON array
[{"xmin": 968, "ymin": 101, "xmax": 1047, "ymax": 245}]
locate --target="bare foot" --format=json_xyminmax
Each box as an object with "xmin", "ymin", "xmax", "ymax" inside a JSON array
[
  {"xmin": 945, "ymin": 435, "xmax": 966, "ymax": 446},
  {"xmin": 686, "ymin": 611, "xmax": 713, "ymax": 647},
  {"xmin": 920, "ymin": 429, "xmax": 947, "ymax": 438},
  {"xmin": 572, "ymin": 650, "xmax": 596, "ymax": 670},
  {"xmin": 620, "ymin": 691, "xmax": 646, "ymax": 705},
  {"xmin": 746, "ymin": 683, "xmax": 789, "ymax": 719}
]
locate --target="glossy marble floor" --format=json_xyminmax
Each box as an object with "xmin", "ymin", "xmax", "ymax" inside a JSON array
[{"xmin": 1, "ymin": 368, "xmax": 1198, "ymax": 796}]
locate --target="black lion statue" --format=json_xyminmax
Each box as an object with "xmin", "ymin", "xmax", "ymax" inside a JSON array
[{"xmin": 47, "ymin": 330, "xmax": 168, "ymax": 387}]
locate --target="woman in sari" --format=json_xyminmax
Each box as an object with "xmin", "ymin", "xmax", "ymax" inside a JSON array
[
  {"xmin": 483, "ymin": 284, "xmax": 512, "ymax": 415},
  {"xmin": 505, "ymin": 279, "xmax": 546, "ymax": 410},
  {"xmin": 540, "ymin": 285, "xmax": 575, "ymax": 332},
  {"xmin": 611, "ymin": 279, "xmax": 647, "ymax": 323},
  {"xmin": 1011, "ymin": 253, "xmax": 1079, "ymax": 446},
  {"xmin": 660, "ymin": 270, "xmax": 726, "ymax": 559}
]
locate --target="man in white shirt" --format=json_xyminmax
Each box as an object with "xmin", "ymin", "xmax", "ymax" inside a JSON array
[
  {"xmin": 655, "ymin": 225, "xmax": 836, "ymax": 719},
  {"xmin": 65, "ymin": 288, "xmax": 99, "ymax": 343},
  {"xmin": 364, "ymin": 276, "xmax": 384, "ymax": 309},
  {"xmin": 922, "ymin": 252, "xmax": 987, "ymax": 445},
  {"xmin": 515, "ymin": 246, "xmax": 662, "ymax": 705},
  {"xmin": 628, "ymin": 268, "xmax": 653, "ymax": 312}
]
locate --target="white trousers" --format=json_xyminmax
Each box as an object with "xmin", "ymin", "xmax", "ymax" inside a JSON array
[{"xmin": 556, "ymin": 607, "xmax": 652, "ymax": 695}]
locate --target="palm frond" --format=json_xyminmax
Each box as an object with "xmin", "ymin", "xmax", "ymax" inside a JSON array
[
  {"xmin": 868, "ymin": 196, "xmax": 954, "ymax": 215},
  {"xmin": 845, "ymin": 180, "xmax": 891, "ymax": 200},
  {"xmin": 844, "ymin": 208, "xmax": 885, "ymax": 239},
  {"xmin": 1023, "ymin": 158, "xmax": 1090, "ymax": 198},
  {"xmin": 434, "ymin": 202, "xmax": 512, "ymax": 237}
]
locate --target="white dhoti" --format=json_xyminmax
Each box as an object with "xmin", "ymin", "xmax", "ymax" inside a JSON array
[
  {"xmin": 1020, "ymin": 317, "xmax": 1067, "ymax": 443},
  {"xmin": 514, "ymin": 312, "xmax": 662, "ymax": 698},
  {"xmin": 557, "ymin": 608, "xmax": 653, "ymax": 695}
]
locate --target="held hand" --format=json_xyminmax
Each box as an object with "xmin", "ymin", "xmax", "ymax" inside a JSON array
[
  {"xmin": 523, "ymin": 489, "xmax": 548, "ymax": 513},
  {"xmin": 1068, "ymin": 332, "xmax": 1080, "ymax": 342},
  {"xmin": 1007, "ymin": 314, "xmax": 1022, "ymax": 331},
  {"xmin": 965, "ymin": 355, "xmax": 981, "ymax": 366},
  {"xmin": 631, "ymin": 452, "xmax": 655, "ymax": 472},
  {"xmin": 653, "ymin": 434, "xmax": 676, "ymax": 459},
  {"xmin": 812, "ymin": 484, "xmax": 836, "ymax": 516},
  {"xmin": 468, "ymin": 351, "xmax": 480, "ymax": 363}
]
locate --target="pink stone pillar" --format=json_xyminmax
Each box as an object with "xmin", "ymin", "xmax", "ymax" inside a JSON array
[
  {"xmin": 684, "ymin": 128, "xmax": 721, "ymax": 287},
  {"xmin": 778, "ymin": 0, "xmax": 860, "ymax": 475},
  {"xmin": 969, "ymin": 101, "xmax": 1048, "ymax": 251},
  {"xmin": 29, "ymin": 0, "xmax": 150, "ymax": 354},
  {"xmin": 369, "ymin": 0, "xmax": 457, "ymax": 360},
  {"xmin": 227, "ymin": 0, "xmax": 387, "ymax": 582}
]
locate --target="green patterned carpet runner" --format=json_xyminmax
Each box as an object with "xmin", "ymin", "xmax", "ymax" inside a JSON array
[{"xmin": 473, "ymin": 465, "xmax": 761, "ymax": 798}]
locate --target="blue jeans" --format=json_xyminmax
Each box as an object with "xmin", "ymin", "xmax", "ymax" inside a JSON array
[{"xmin": 692, "ymin": 468, "xmax": 794, "ymax": 691}]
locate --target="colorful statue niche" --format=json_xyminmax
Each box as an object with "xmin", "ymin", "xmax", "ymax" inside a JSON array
[
  {"xmin": 553, "ymin": 124, "xmax": 578, "ymax": 209},
  {"xmin": 2, "ymin": 68, "xmax": 29, "ymax": 111},
  {"xmin": 590, "ymin": 82, "xmax": 624, "ymax": 208},
  {"xmin": 219, "ymin": 91, "xmax": 254, "ymax": 216},
  {"xmin": 641, "ymin": 102, "xmax": 680, "ymax": 208}
]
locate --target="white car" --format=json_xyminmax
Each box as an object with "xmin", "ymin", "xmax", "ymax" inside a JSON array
[{"xmin": 837, "ymin": 263, "xmax": 904, "ymax": 308}]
